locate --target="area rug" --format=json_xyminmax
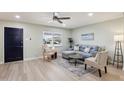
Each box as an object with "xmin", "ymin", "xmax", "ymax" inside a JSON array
[{"xmin": 53, "ymin": 58, "xmax": 97, "ymax": 77}]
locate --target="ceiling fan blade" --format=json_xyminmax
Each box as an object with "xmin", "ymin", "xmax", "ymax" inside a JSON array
[
  {"xmin": 58, "ymin": 17, "xmax": 71, "ymax": 20},
  {"xmin": 57, "ymin": 19, "xmax": 63, "ymax": 23}
]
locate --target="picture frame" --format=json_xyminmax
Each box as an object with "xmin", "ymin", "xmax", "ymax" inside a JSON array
[{"xmin": 81, "ymin": 33, "xmax": 94, "ymax": 40}]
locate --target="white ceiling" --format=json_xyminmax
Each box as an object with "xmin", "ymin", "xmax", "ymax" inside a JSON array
[{"xmin": 0, "ymin": 12, "xmax": 123, "ymax": 29}]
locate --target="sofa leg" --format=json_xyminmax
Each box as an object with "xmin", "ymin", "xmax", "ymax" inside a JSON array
[
  {"xmin": 85, "ymin": 64, "xmax": 87, "ymax": 70},
  {"xmin": 104, "ymin": 66, "xmax": 107, "ymax": 73},
  {"xmin": 98, "ymin": 69, "xmax": 102, "ymax": 77}
]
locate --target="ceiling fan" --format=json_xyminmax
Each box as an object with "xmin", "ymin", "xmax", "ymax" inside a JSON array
[{"xmin": 49, "ymin": 12, "xmax": 71, "ymax": 24}]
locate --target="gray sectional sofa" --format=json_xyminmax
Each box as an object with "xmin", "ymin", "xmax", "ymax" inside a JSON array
[{"xmin": 62, "ymin": 45, "xmax": 99, "ymax": 60}]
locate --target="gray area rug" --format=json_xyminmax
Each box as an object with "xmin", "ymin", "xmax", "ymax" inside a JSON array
[{"xmin": 54, "ymin": 58, "xmax": 97, "ymax": 77}]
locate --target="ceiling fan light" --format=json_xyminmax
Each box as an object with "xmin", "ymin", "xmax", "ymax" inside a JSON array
[{"xmin": 54, "ymin": 12, "xmax": 59, "ymax": 16}]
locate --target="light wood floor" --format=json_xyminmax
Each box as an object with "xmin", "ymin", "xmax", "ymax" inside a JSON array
[{"xmin": 0, "ymin": 57, "xmax": 124, "ymax": 81}]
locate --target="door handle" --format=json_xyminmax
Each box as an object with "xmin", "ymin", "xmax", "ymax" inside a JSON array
[{"xmin": 21, "ymin": 41, "xmax": 23, "ymax": 44}]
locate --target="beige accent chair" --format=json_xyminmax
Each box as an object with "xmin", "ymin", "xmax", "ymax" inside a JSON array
[{"xmin": 84, "ymin": 51, "xmax": 108, "ymax": 77}]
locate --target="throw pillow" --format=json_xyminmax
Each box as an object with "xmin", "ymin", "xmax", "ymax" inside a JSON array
[
  {"xmin": 74, "ymin": 46, "xmax": 79, "ymax": 51},
  {"xmin": 84, "ymin": 47, "xmax": 90, "ymax": 53}
]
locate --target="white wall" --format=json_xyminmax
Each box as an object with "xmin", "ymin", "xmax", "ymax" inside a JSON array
[
  {"xmin": 0, "ymin": 20, "xmax": 71, "ymax": 63},
  {"xmin": 72, "ymin": 18, "xmax": 124, "ymax": 63},
  {"xmin": 123, "ymin": 19, "xmax": 124, "ymax": 70}
]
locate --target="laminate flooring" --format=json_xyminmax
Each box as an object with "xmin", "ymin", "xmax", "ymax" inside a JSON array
[{"xmin": 0, "ymin": 57, "xmax": 123, "ymax": 81}]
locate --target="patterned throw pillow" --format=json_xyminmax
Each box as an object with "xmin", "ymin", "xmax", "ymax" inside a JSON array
[
  {"xmin": 84, "ymin": 47, "xmax": 90, "ymax": 53},
  {"xmin": 74, "ymin": 46, "xmax": 79, "ymax": 51}
]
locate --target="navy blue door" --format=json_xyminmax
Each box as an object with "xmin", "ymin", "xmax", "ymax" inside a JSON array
[{"xmin": 4, "ymin": 27, "xmax": 23, "ymax": 63}]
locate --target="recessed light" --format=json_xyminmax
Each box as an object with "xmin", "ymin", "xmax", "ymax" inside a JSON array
[
  {"xmin": 62, "ymin": 23, "xmax": 66, "ymax": 27},
  {"xmin": 48, "ymin": 20, "xmax": 53, "ymax": 23},
  {"xmin": 15, "ymin": 15, "xmax": 20, "ymax": 19},
  {"xmin": 88, "ymin": 13, "xmax": 94, "ymax": 16}
]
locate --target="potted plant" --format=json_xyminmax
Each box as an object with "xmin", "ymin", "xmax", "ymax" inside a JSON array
[{"xmin": 68, "ymin": 38, "xmax": 74, "ymax": 48}]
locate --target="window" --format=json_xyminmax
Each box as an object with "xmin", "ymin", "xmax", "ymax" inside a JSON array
[{"xmin": 43, "ymin": 32, "xmax": 62, "ymax": 47}]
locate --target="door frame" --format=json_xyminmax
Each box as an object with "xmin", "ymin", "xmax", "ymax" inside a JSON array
[{"xmin": 3, "ymin": 26, "xmax": 24, "ymax": 63}]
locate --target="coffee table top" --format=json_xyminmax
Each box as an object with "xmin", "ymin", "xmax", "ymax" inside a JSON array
[{"xmin": 69, "ymin": 53, "xmax": 82, "ymax": 59}]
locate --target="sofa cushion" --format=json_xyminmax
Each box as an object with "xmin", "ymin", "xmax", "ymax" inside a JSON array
[
  {"xmin": 79, "ymin": 45, "xmax": 87, "ymax": 52},
  {"xmin": 90, "ymin": 46, "xmax": 99, "ymax": 52},
  {"xmin": 78, "ymin": 52, "xmax": 92, "ymax": 58},
  {"xmin": 79, "ymin": 46, "xmax": 84, "ymax": 52}
]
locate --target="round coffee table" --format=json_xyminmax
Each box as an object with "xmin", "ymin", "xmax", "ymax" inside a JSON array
[{"xmin": 69, "ymin": 53, "xmax": 83, "ymax": 66}]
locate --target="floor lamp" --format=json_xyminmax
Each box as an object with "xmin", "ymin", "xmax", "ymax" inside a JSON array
[{"xmin": 113, "ymin": 34, "xmax": 123, "ymax": 68}]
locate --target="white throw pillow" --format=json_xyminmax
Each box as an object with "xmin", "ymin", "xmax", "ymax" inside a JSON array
[
  {"xmin": 84, "ymin": 47, "xmax": 90, "ymax": 53},
  {"xmin": 74, "ymin": 46, "xmax": 79, "ymax": 51}
]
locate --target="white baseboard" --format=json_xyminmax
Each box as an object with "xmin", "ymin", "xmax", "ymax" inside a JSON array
[
  {"xmin": 24, "ymin": 56, "xmax": 41, "ymax": 61},
  {"xmin": 0, "ymin": 57, "xmax": 42, "ymax": 64},
  {"xmin": 0, "ymin": 61, "xmax": 4, "ymax": 64},
  {"xmin": 123, "ymin": 67, "xmax": 124, "ymax": 71}
]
